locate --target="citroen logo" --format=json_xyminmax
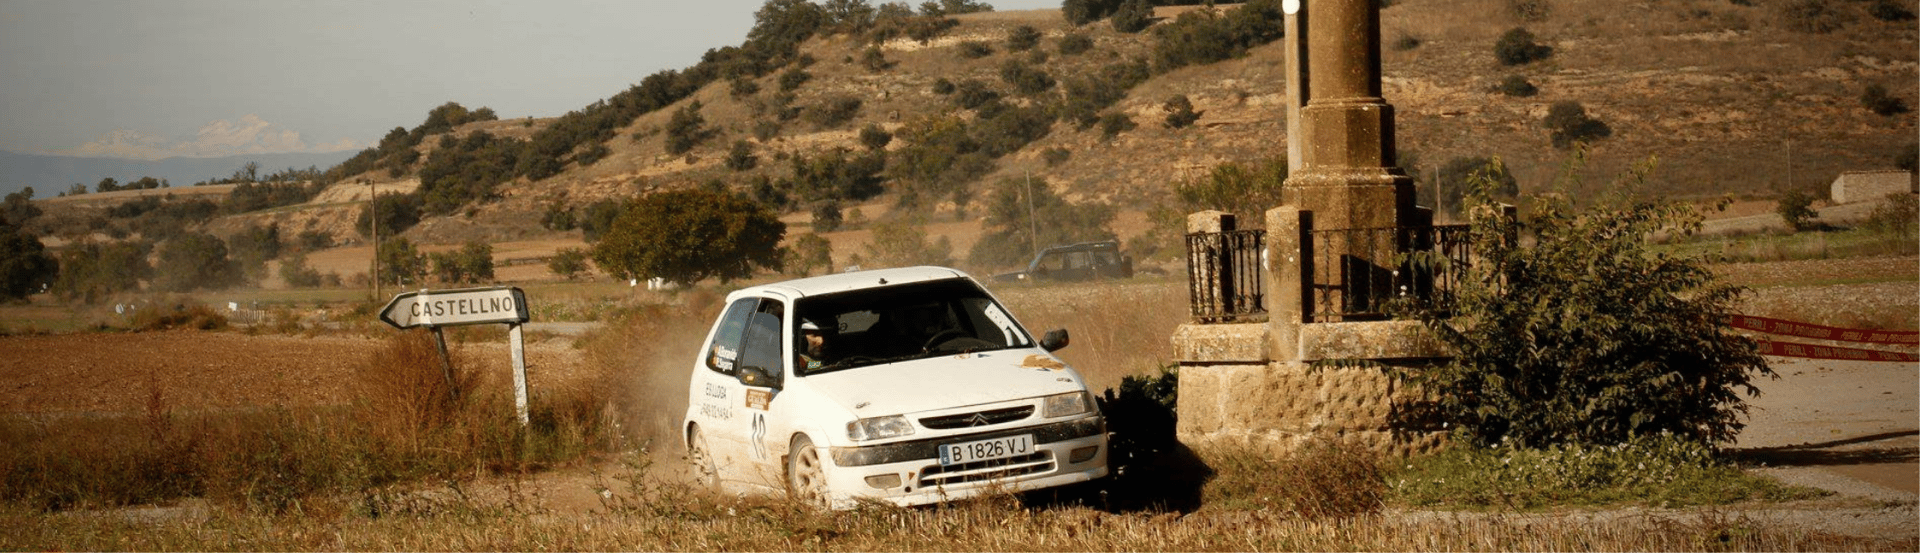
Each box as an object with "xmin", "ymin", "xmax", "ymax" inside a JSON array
[{"xmin": 967, "ymin": 413, "xmax": 991, "ymax": 427}]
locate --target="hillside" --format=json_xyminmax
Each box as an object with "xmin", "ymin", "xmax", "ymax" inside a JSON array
[{"xmin": 23, "ymin": 0, "xmax": 1919, "ymax": 281}]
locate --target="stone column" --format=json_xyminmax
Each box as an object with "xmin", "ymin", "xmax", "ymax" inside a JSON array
[{"xmin": 1282, "ymin": 0, "xmax": 1414, "ymax": 233}]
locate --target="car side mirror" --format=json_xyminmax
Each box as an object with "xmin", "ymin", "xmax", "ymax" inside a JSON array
[
  {"xmin": 1040, "ymin": 328, "xmax": 1070, "ymax": 352},
  {"xmin": 739, "ymin": 366, "xmax": 780, "ymax": 389}
]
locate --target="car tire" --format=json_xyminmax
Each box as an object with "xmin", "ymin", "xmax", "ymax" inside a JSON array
[
  {"xmin": 688, "ymin": 426, "xmax": 720, "ymax": 491},
  {"xmin": 786, "ymin": 435, "xmax": 829, "ymax": 508}
]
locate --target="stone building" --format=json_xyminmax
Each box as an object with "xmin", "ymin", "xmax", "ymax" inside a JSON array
[{"xmin": 1829, "ymin": 170, "xmax": 1916, "ymax": 205}]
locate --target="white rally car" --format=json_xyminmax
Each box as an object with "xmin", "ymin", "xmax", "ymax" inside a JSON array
[{"xmin": 682, "ymin": 266, "xmax": 1108, "ymax": 508}]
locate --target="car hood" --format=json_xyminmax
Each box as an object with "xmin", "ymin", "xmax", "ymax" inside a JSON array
[{"xmin": 803, "ymin": 349, "xmax": 1088, "ymax": 417}]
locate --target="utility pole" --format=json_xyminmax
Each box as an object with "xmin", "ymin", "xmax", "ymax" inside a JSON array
[
  {"xmin": 1024, "ymin": 171, "xmax": 1039, "ymax": 259},
  {"xmin": 369, "ymin": 180, "xmax": 380, "ymax": 301}
]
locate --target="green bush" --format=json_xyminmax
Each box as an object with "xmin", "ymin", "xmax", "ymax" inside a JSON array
[
  {"xmin": 1861, "ymin": 83, "xmax": 1910, "ymax": 116},
  {"xmin": 858, "ymin": 124, "xmax": 893, "ymax": 151},
  {"xmin": 1174, "ymin": 156, "xmax": 1289, "ymax": 223},
  {"xmin": 1428, "ymin": 156, "xmax": 1519, "ymax": 218},
  {"xmin": 966, "ymin": 176, "xmax": 1116, "ymax": 269},
  {"xmin": 1057, "ymin": 32, "xmax": 1094, "ymax": 55},
  {"xmin": 417, "ymin": 131, "xmax": 526, "ymax": 215},
  {"xmin": 0, "ymin": 216, "xmax": 58, "ymax": 301},
  {"xmin": 957, "ymin": 40, "xmax": 995, "ymax": 59},
  {"xmin": 1149, "ymin": 0, "xmax": 1285, "ymax": 72},
  {"xmin": 1507, "ymin": 0, "xmax": 1551, "ymax": 22},
  {"xmin": 1110, "ymin": 0, "xmax": 1153, "ymax": 33},
  {"xmin": 1042, "ymin": 147, "xmax": 1071, "ymax": 167},
  {"xmin": 1781, "ymin": 0, "xmax": 1848, "ymax": 33},
  {"xmin": 811, "ymin": 200, "xmax": 845, "ymax": 233},
  {"xmin": 1494, "ymin": 27, "xmax": 1553, "ymax": 65},
  {"xmin": 1397, "ymin": 156, "xmax": 1772, "ymax": 448},
  {"xmin": 1543, "ymin": 101, "xmax": 1611, "ymax": 149},
  {"xmin": 859, "ymin": 45, "xmax": 891, "ymax": 71},
  {"xmin": 51, "ymin": 240, "xmax": 150, "ymax": 303},
  {"xmin": 547, "ymin": 248, "xmax": 591, "ymax": 280},
  {"xmin": 377, "ymin": 237, "xmax": 429, "ymax": 287},
  {"xmin": 358, "ymin": 192, "xmax": 423, "ymax": 238},
  {"xmin": 664, "ymin": 101, "xmax": 715, "ymax": 155},
  {"xmin": 726, "ymin": 140, "xmax": 759, "ymax": 171},
  {"xmin": 951, "ymin": 79, "xmax": 1001, "ymax": 110},
  {"xmin": 279, "ymin": 252, "xmax": 325, "ymax": 288},
  {"xmin": 1392, "ymin": 434, "xmax": 1824, "ymax": 508},
  {"xmin": 1869, "ymin": 0, "xmax": 1917, "ymax": 21},
  {"xmin": 429, "ymin": 241, "xmax": 495, "ymax": 285},
  {"xmin": 803, "ymin": 95, "xmax": 864, "ymax": 128},
  {"xmin": 998, "ymin": 59, "xmax": 1056, "ymax": 95},
  {"xmin": 930, "ymin": 77, "xmax": 956, "ymax": 94},
  {"xmin": 861, "ymin": 219, "xmax": 952, "ymax": 268},
  {"xmin": 1775, "ymin": 188, "xmax": 1820, "ymax": 231},
  {"xmin": 1099, "ymin": 112, "xmax": 1136, "ymax": 138},
  {"xmin": 1163, "ymin": 94, "xmax": 1201, "ymax": 128},
  {"xmin": 1862, "ymin": 192, "xmax": 1919, "ymax": 236},
  {"xmin": 1006, "ymin": 24, "xmax": 1042, "ymax": 51},
  {"xmin": 1493, "ymin": 74, "xmax": 1539, "ymax": 97},
  {"xmin": 153, "ymin": 232, "xmax": 241, "ymax": 292}
]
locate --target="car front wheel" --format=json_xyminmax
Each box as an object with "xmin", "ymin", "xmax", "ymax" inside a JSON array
[
  {"xmin": 688, "ymin": 426, "xmax": 720, "ymax": 491},
  {"xmin": 786, "ymin": 435, "xmax": 829, "ymax": 508}
]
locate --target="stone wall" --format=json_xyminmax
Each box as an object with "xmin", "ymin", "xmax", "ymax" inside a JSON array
[{"xmin": 1830, "ymin": 170, "xmax": 1916, "ymax": 205}]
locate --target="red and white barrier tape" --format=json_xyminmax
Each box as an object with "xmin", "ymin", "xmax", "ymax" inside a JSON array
[
  {"xmin": 1752, "ymin": 339, "xmax": 1919, "ymax": 362},
  {"xmin": 1726, "ymin": 315, "xmax": 1919, "ymax": 346}
]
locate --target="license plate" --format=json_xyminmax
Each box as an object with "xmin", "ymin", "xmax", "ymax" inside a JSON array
[{"xmin": 939, "ymin": 434, "xmax": 1034, "ymax": 466}]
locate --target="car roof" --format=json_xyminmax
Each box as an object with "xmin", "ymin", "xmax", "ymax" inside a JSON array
[
  {"xmin": 1040, "ymin": 240, "xmax": 1119, "ymax": 253},
  {"xmin": 737, "ymin": 266, "xmax": 973, "ymax": 299}
]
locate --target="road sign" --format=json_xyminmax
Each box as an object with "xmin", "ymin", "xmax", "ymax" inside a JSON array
[{"xmin": 379, "ymin": 286, "xmax": 529, "ymax": 329}]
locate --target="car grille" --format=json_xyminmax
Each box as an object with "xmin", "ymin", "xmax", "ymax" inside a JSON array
[
  {"xmin": 918, "ymin": 406, "xmax": 1034, "ymax": 429},
  {"xmin": 917, "ymin": 451, "xmax": 1054, "ymax": 488}
]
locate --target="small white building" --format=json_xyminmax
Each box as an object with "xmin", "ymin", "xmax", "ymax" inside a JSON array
[{"xmin": 1829, "ymin": 170, "xmax": 1916, "ymax": 205}]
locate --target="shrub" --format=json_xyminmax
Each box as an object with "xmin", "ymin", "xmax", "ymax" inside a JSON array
[
  {"xmin": 664, "ymin": 101, "xmax": 715, "ymax": 155},
  {"xmin": 579, "ymin": 199, "xmax": 624, "ymax": 243},
  {"xmin": 1427, "ymin": 156, "xmax": 1520, "ymax": 218},
  {"xmin": 1397, "ymin": 156, "xmax": 1773, "ymax": 448},
  {"xmin": 1042, "ymin": 147, "xmax": 1072, "ymax": 167},
  {"xmin": 547, "ymin": 247, "xmax": 591, "ymax": 280},
  {"xmin": 1110, "ymin": 0, "xmax": 1153, "ymax": 33},
  {"xmin": 786, "ymin": 232, "xmax": 834, "ymax": 276},
  {"xmin": 1099, "ymin": 111, "xmax": 1137, "ymax": 138},
  {"xmin": 1494, "ymin": 74, "xmax": 1539, "ymax": 97},
  {"xmin": 278, "ymin": 252, "xmax": 325, "ymax": 288},
  {"xmin": 1862, "ymin": 192, "xmax": 1919, "ymax": 236},
  {"xmin": 998, "ymin": 59, "xmax": 1056, "ymax": 95},
  {"xmin": 951, "ymin": 79, "xmax": 1001, "ymax": 110},
  {"xmin": 0, "ymin": 216, "xmax": 58, "ymax": 301},
  {"xmin": 1494, "ymin": 27, "xmax": 1553, "ymax": 65},
  {"xmin": 930, "ymin": 77, "xmax": 956, "ymax": 94},
  {"xmin": 417, "ymin": 131, "xmax": 525, "ymax": 215},
  {"xmin": 1057, "ymin": 32, "xmax": 1094, "ymax": 55},
  {"xmin": 1508, "ymin": 0, "xmax": 1551, "ymax": 22},
  {"xmin": 859, "ymin": 45, "xmax": 891, "ymax": 71},
  {"xmin": 861, "ymin": 218, "xmax": 952, "ymax": 268},
  {"xmin": 1149, "ymin": 0, "xmax": 1285, "ymax": 72},
  {"xmin": 1544, "ymin": 101, "xmax": 1612, "ymax": 149},
  {"xmin": 966, "ymin": 176, "xmax": 1116, "ymax": 269},
  {"xmin": 1869, "ymin": 0, "xmax": 1917, "ymax": 21},
  {"xmin": 1392, "ymin": 34, "xmax": 1422, "ymax": 51},
  {"xmin": 1063, "ymin": 0, "xmax": 1123, "ymax": 25},
  {"xmin": 726, "ymin": 140, "xmax": 759, "ymax": 171},
  {"xmin": 957, "ymin": 40, "xmax": 995, "ymax": 59},
  {"xmin": 591, "ymin": 189, "xmax": 787, "ymax": 284},
  {"xmin": 1775, "ymin": 188, "xmax": 1821, "ymax": 231},
  {"xmin": 729, "ymin": 75, "xmax": 761, "ymax": 98},
  {"xmin": 1781, "ymin": 0, "xmax": 1848, "ymax": 33},
  {"xmin": 130, "ymin": 301, "xmax": 228, "ymax": 331},
  {"xmin": 1006, "ymin": 24, "xmax": 1042, "ymax": 51},
  {"xmin": 858, "ymin": 124, "xmax": 893, "ymax": 150},
  {"xmin": 51, "ymin": 240, "xmax": 150, "ymax": 303},
  {"xmin": 811, "ymin": 200, "xmax": 845, "ymax": 232},
  {"xmin": 358, "ymin": 192, "xmax": 422, "ymax": 238},
  {"xmin": 1393, "ymin": 434, "xmax": 1824, "ymax": 508},
  {"xmin": 803, "ymin": 95, "xmax": 864, "ymax": 128},
  {"xmin": 1162, "ymin": 94, "xmax": 1201, "ymax": 128},
  {"xmin": 1175, "ymin": 156, "xmax": 1290, "ymax": 223},
  {"xmin": 1861, "ymin": 83, "xmax": 1910, "ymax": 116},
  {"xmin": 429, "ymin": 241, "xmax": 495, "ymax": 285}
]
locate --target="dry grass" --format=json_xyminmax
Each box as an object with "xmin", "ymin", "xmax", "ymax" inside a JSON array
[{"xmin": 995, "ymin": 278, "xmax": 1187, "ymax": 393}]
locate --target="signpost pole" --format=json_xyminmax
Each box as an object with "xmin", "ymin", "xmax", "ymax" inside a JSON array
[
  {"xmin": 432, "ymin": 326, "xmax": 459, "ymax": 403},
  {"xmin": 509, "ymin": 323, "xmax": 529, "ymax": 426}
]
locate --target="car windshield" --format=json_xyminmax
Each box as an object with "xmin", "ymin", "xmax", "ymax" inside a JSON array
[{"xmin": 795, "ymin": 278, "xmax": 1034, "ymax": 375}]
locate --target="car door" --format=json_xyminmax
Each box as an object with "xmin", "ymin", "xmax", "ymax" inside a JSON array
[
  {"xmin": 729, "ymin": 299, "xmax": 789, "ymax": 488},
  {"xmin": 690, "ymin": 297, "xmax": 758, "ymax": 483}
]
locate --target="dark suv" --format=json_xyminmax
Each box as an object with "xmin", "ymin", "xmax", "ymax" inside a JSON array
[{"xmin": 993, "ymin": 241, "xmax": 1133, "ymax": 283}]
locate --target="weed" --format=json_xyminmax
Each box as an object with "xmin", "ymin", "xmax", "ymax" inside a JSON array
[{"xmin": 1390, "ymin": 434, "xmax": 1828, "ymax": 509}]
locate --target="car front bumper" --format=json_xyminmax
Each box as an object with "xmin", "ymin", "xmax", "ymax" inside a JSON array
[{"xmin": 823, "ymin": 416, "xmax": 1108, "ymax": 508}]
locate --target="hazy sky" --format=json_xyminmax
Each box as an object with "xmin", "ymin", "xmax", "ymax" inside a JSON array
[{"xmin": 0, "ymin": 0, "xmax": 1059, "ymax": 160}]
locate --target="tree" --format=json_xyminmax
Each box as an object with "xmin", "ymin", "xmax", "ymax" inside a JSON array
[
  {"xmin": 1397, "ymin": 157, "xmax": 1772, "ymax": 448},
  {"xmin": 379, "ymin": 238, "xmax": 429, "ymax": 287},
  {"xmin": 278, "ymin": 251, "xmax": 326, "ymax": 288},
  {"xmin": 1494, "ymin": 27, "xmax": 1553, "ymax": 65},
  {"xmin": 51, "ymin": 240, "xmax": 151, "ymax": 303},
  {"xmin": 1861, "ymin": 83, "xmax": 1910, "ymax": 116},
  {"xmin": 1776, "ymin": 188, "xmax": 1820, "ymax": 231},
  {"xmin": 578, "ymin": 199, "xmax": 625, "ymax": 243},
  {"xmin": 153, "ymin": 232, "xmax": 241, "ymax": 292},
  {"xmin": 787, "ymin": 232, "xmax": 835, "ymax": 276},
  {"xmin": 358, "ymin": 192, "xmax": 423, "ymax": 238},
  {"xmin": 591, "ymin": 189, "xmax": 786, "ymax": 285},
  {"xmin": 967, "ymin": 176, "xmax": 1116, "ymax": 269},
  {"xmin": 1430, "ymin": 157, "xmax": 1519, "ymax": 218},
  {"xmin": 665, "ymin": 101, "xmax": 715, "ymax": 155},
  {"xmin": 430, "ymin": 241, "xmax": 495, "ymax": 284},
  {"xmin": 2, "ymin": 189, "xmax": 41, "ymax": 224},
  {"xmin": 862, "ymin": 219, "xmax": 952, "ymax": 268},
  {"xmin": 726, "ymin": 140, "xmax": 760, "ymax": 171},
  {"xmin": 0, "ymin": 216, "xmax": 58, "ymax": 300}
]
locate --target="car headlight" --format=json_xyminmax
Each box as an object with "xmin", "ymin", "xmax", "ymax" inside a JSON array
[
  {"xmin": 1042, "ymin": 391, "xmax": 1093, "ymax": 418},
  {"xmin": 847, "ymin": 415, "xmax": 915, "ymax": 441}
]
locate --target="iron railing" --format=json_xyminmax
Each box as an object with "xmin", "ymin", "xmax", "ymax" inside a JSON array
[
  {"xmin": 1184, "ymin": 229, "xmax": 1267, "ymax": 323},
  {"xmin": 1305, "ymin": 224, "xmax": 1471, "ymax": 322},
  {"xmin": 1185, "ymin": 224, "xmax": 1473, "ymax": 323}
]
